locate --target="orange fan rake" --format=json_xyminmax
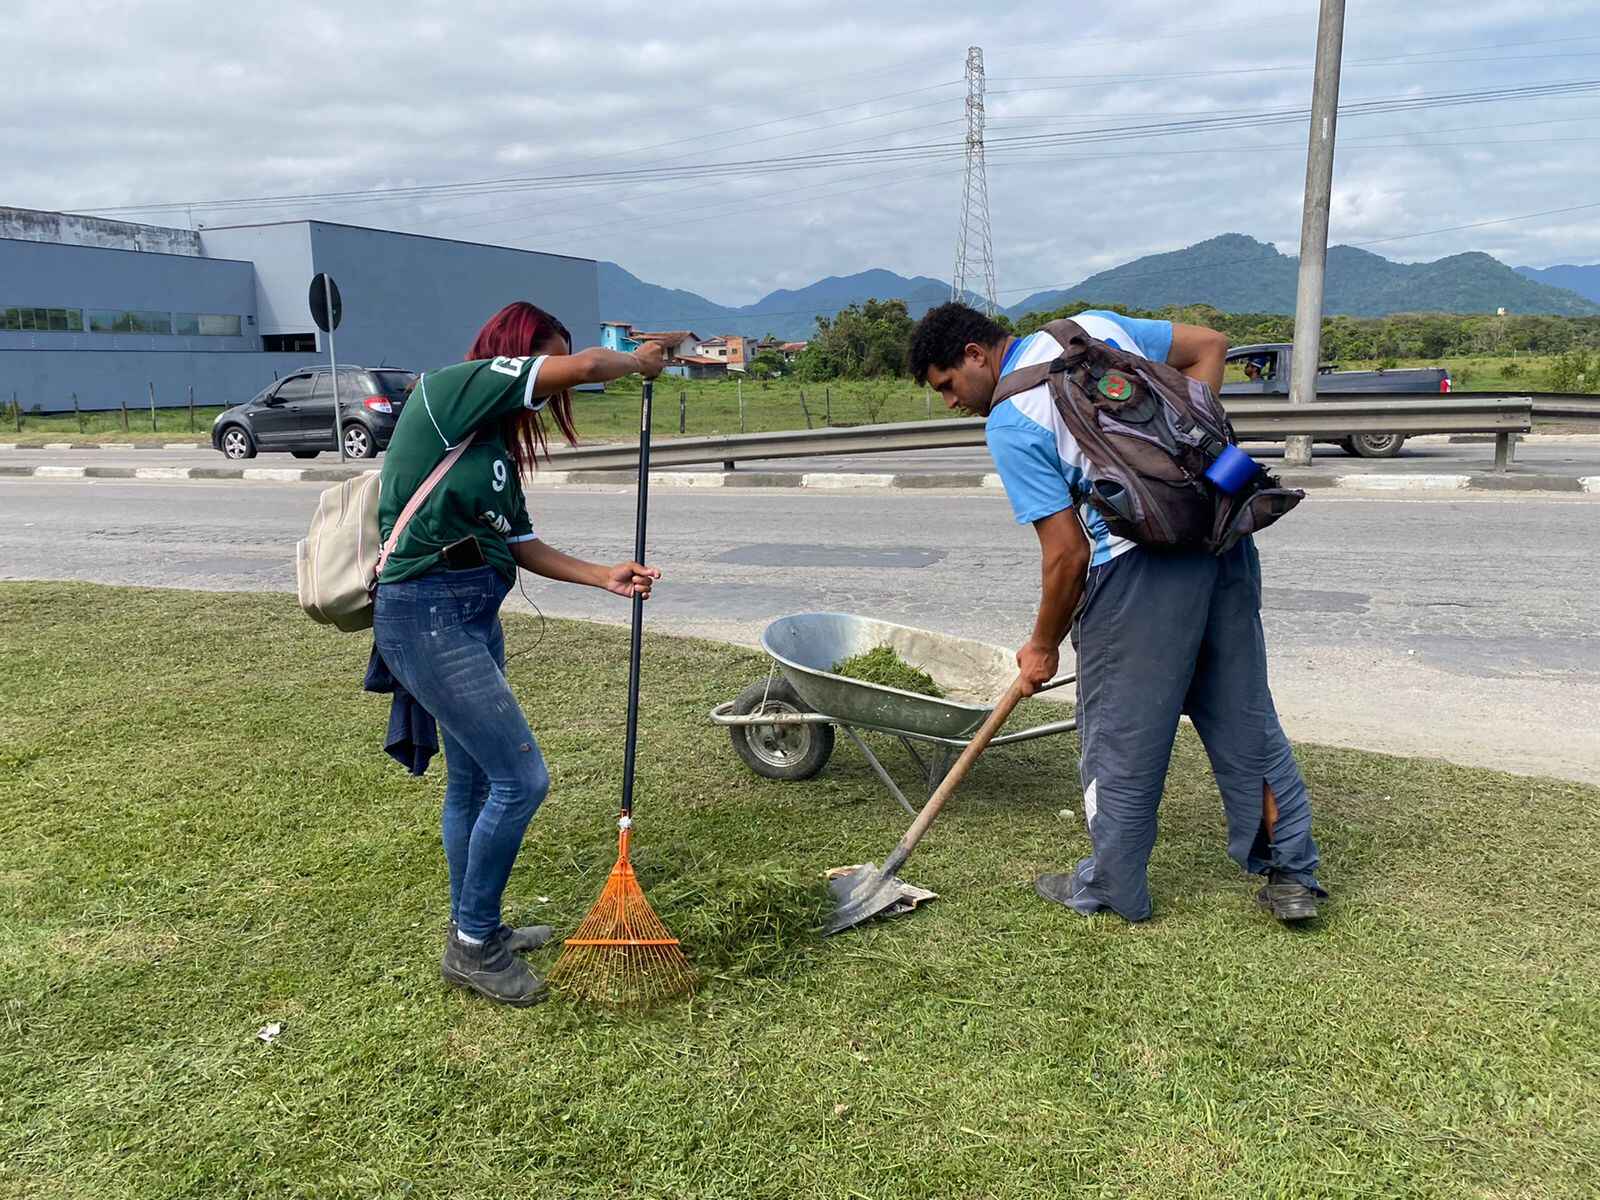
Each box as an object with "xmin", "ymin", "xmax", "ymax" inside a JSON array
[
  {"xmin": 548, "ymin": 380, "xmax": 694, "ymax": 1009},
  {"xmin": 549, "ymin": 818, "xmax": 694, "ymax": 1008}
]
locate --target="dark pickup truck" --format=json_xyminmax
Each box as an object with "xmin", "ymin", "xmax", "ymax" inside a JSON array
[{"xmin": 1220, "ymin": 342, "xmax": 1451, "ymax": 457}]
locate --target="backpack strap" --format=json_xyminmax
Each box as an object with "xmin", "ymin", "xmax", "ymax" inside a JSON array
[
  {"xmin": 992, "ymin": 361, "xmax": 1056, "ymax": 408},
  {"xmin": 990, "ymin": 320, "xmax": 1091, "ymax": 408},
  {"xmin": 374, "ymin": 429, "xmax": 478, "ymax": 580}
]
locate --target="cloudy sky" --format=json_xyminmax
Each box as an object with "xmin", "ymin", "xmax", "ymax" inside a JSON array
[{"xmin": 6, "ymin": 0, "xmax": 1599, "ymax": 305}]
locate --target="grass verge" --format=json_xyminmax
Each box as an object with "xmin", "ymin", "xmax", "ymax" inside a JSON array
[{"xmin": 1, "ymin": 583, "xmax": 1597, "ymax": 1198}]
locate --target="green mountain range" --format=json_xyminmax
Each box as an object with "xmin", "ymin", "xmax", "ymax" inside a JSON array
[
  {"xmin": 599, "ymin": 235, "xmax": 1599, "ymax": 340},
  {"xmin": 1005, "ymin": 235, "xmax": 1600, "ymax": 318}
]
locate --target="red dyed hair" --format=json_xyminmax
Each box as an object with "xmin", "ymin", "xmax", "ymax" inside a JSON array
[{"xmin": 466, "ymin": 301, "xmax": 579, "ymax": 474}]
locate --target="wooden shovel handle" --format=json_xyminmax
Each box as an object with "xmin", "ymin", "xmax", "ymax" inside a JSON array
[{"xmin": 879, "ymin": 675, "xmax": 1030, "ymax": 878}]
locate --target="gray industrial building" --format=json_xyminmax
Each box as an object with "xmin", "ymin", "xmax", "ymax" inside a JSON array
[{"xmin": 0, "ymin": 207, "xmax": 600, "ymax": 413}]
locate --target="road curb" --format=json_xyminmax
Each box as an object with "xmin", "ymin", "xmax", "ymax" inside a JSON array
[
  {"xmin": 0, "ymin": 441, "xmax": 205, "ymax": 450},
  {"xmin": 7, "ymin": 461, "xmax": 1599, "ymax": 497}
]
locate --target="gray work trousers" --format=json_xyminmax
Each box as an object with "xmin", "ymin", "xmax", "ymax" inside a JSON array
[{"xmin": 1062, "ymin": 537, "xmax": 1324, "ymax": 920}]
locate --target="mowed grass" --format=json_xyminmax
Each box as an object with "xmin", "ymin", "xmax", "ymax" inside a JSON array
[{"xmin": 1, "ymin": 583, "xmax": 1598, "ymax": 1199}]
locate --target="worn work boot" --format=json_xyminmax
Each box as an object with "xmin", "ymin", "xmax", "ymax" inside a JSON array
[
  {"xmin": 1256, "ymin": 872, "xmax": 1320, "ymax": 922},
  {"xmin": 1035, "ymin": 872, "xmax": 1083, "ymax": 908},
  {"xmin": 441, "ymin": 930, "xmax": 549, "ymax": 1006},
  {"xmin": 449, "ymin": 919, "xmax": 555, "ymax": 955}
]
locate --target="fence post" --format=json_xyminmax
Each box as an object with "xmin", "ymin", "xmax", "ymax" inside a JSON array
[
  {"xmin": 738, "ymin": 375, "xmax": 745, "ymax": 434},
  {"xmin": 11, "ymin": 391, "xmax": 19, "ymax": 433},
  {"xmin": 926, "ymin": 386, "xmax": 932, "ymax": 419},
  {"xmin": 148, "ymin": 381, "xmax": 158, "ymax": 432},
  {"xmin": 73, "ymin": 392, "xmax": 82, "ymax": 433},
  {"xmin": 187, "ymin": 385, "xmax": 195, "ymax": 433},
  {"xmin": 798, "ymin": 389, "xmax": 814, "ymax": 430},
  {"xmin": 679, "ymin": 388, "xmax": 687, "ymax": 434},
  {"xmin": 825, "ymin": 387, "xmax": 831, "ymax": 426},
  {"xmin": 120, "ymin": 398, "xmax": 129, "ymax": 431}
]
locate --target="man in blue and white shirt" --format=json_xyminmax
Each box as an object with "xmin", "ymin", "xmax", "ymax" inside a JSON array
[{"xmin": 910, "ymin": 303, "xmax": 1325, "ymax": 924}]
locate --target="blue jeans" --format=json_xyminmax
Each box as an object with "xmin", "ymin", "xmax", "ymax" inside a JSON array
[{"xmin": 372, "ymin": 566, "xmax": 550, "ymax": 940}]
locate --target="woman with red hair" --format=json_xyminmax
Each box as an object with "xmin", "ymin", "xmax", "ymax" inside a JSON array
[{"xmin": 372, "ymin": 301, "xmax": 666, "ymax": 1006}]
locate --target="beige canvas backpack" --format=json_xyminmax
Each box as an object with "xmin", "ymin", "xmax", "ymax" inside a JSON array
[{"xmin": 296, "ymin": 432, "xmax": 476, "ymax": 631}]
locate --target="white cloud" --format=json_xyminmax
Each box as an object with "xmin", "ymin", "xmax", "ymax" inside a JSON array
[{"xmin": 4, "ymin": 0, "xmax": 1597, "ymax": 305}]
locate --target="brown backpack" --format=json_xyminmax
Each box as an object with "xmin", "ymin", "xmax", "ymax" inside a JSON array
[{"xmin": 991, "ymin": 319, "xmax": 1302, "ymax": 554}]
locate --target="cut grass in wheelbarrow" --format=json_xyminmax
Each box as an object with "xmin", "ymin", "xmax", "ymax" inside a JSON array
[{"xmin": 831, "ymin": 645, "xmax": 946, "ymax": 698}]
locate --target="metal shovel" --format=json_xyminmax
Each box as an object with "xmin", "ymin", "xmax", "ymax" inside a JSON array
[{"xmin": 824, "ymin": 674, "xmax": 1030, "ymax": 935}]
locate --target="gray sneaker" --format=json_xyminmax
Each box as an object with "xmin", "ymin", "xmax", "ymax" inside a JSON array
[
  {"xmin": 1256, "ymin": 872, "xmax": 1320, "ymax": 922},
  {"xmin": 449, "ymin": 919, "xmax": 555, "ymax": 955},
  {"xmin": 441, "ymin": 930, "xmax": 549, "ymax": 1006}
]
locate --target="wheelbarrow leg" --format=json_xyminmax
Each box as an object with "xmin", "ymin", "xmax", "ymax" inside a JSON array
[{"xmin": 840, "ymin": 726, "xmax": 919, "ymax": 818}]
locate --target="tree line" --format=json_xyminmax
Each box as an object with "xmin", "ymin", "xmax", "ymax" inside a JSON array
[{"xmin": 773, "ymin": 297, "xmax": 1600, "ymax": 390}]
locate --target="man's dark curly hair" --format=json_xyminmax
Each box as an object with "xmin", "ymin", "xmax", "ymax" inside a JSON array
[{"xmin": 909, "ymin": 302, "xmax": 1008, "ymax": 384}]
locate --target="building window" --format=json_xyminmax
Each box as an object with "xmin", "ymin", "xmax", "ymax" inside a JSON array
[
  {"xmin": 2, "ymin": 306, "xmax": 83, "ymax": 332},
  {"xmin": 174, "ymin": 313, "xmax": 243, "ymax": 337},
  {"xmin": 84, "ymin": 309, "xmax": 178, "ymax": 335},
  {"xmin": 263, "ymin": 333, "xmax": 317, "ymax": 353}
]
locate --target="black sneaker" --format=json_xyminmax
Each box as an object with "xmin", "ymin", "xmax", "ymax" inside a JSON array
[
  {"xmin": 1256, "ymin": 872, "xmax": 1320, "ymax": 922},
  {"xmin": 441, "ymin": 930, "xmax": 549, "ymax": 1006},
  {"xmin": 449, "ymin": 919, "xmax": 555, "ymax": 955}
]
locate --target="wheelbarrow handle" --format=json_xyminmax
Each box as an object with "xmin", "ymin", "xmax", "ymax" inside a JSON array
[{"xmin": 878, "ymin": 674, "xmax": 1029, "ymax": 879}]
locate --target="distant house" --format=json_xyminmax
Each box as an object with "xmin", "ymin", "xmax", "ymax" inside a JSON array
[
  {"xmin": 599, "ymin": 320, "xmax": 640, "ymax": 353},
  {"xmin": 694, "ymin": 333, "xmax": 761, "ymax": 371},
  {"xmin": 629, "ymin": 329, "xmax": 702, "ymax": 359},
  {"xmin": 780, "ymin": 341, "xmax": 808, "ymax": 361},
  {"xmin": 662, "ymin": 355, "xmax": 729, "ymax": 380},
  {"xmin": 600, "ymin": 324, "xmax": 719, "ymax": 377}
]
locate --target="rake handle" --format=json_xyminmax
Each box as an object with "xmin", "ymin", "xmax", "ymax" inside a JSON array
[
  {"xmin": 620, "ymin": 379, "xmax": 653, "ymax": 819},
  {"xmin": 879, "ymin": 675, "xmax": 1029, "ymax": 879}
]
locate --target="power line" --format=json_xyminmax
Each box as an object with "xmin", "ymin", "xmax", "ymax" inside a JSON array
[{"xmin": 71, "ymin": 67, "xmax": 1600, "ymax": 219}]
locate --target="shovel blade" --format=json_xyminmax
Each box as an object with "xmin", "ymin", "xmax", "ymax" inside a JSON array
[{"xmin": 822, "ymin": 863, "xmax": 936, "ymax": 936}]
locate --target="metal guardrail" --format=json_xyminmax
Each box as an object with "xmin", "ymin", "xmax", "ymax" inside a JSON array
[
  {"xmin": 1225, "ymin": 397, "xmax": 1532, "ymax": 437},
  {"xmin": 1524, "ymin": 393, "xmax": 1600, "ymax": 421},
  {"xmin": 546, "ymin": 397, "xmax": 1535, "ymax": 473}
]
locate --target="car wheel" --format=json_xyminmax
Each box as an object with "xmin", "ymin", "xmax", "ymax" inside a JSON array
[
  {"xmin": 1348, "ymin": 433, "xmax": 1405, "ymax": 458},
  {"xmin": 343, "ymin": 424, "xmax": 376, "ymax": 459},
  {"xmin": 219, "ymin": 425, "xmax": 256, "ymax": 460},
  {"xmin": 291, "ymin": 450, "xmax": 320, "ymax": 459}
]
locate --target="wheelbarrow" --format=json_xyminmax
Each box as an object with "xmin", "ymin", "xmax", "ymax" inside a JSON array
[{"xmin": 709, "ymin": 613, "xmax": 1077, "ymax": 816}]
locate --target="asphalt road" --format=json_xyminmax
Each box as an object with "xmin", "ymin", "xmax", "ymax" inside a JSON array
[{"xmin": 3, "ymin": 475, "xmax": 1596, "ymax": 786}]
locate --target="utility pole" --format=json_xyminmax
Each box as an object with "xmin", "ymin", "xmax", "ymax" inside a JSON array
[{"xmin": 1285, "ymin": 0, "xmax": 1346, "ymax": 467}]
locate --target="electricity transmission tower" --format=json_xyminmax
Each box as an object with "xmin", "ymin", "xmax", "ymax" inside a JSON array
[{"xmin": 951, "ymin": 45, "xmax": 998, "ymax": 314}]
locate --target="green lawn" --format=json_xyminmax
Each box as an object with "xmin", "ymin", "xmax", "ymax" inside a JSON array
[
  {"xmin": 2, "ymin": 403, "xmax": 222, "ymax": 444},
  {"xmin": 3, "ymin": 380, "xmax": 945, "ymax": 446},
  {"xmin": 2, "ymin": 583, "xmax": 1598, "ymax": 1198}
]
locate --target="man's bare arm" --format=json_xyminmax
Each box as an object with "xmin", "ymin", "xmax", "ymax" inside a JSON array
[
  {"xmin": 1167, "ymin": 323, "xmax": 1230, "ymax": 394},
  {"xmin": 1017, "ymin": 508, "xmax": 1092, "ymax": 695}
]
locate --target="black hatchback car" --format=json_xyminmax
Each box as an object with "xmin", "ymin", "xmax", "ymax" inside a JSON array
[{"xmin": 212, "ymin": 366, "xmax": 417, "ymax": 460}]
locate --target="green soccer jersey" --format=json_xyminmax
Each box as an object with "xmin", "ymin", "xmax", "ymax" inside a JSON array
[{"xmin": 377, "ymin": 355, "xmax": 548, "ymax": 584}]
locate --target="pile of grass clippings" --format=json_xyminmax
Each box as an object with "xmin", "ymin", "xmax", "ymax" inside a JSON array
[
  {"xmin": 831, "ymin": 645, "xmax": 946, "ymax": 698},
  {"xmin": 653, "ymin": 862, "xmax": 831, "ymax": 980}
]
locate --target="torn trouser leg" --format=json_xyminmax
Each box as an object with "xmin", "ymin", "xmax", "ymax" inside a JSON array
[{"xmin": 1183, "ymin": 538, "xmax": 1325, "ymax": 894}]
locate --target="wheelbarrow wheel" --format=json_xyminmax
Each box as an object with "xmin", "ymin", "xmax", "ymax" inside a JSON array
[{"xmin": 729, "ymin": 678, "xmax": 834, "ymax": 781}]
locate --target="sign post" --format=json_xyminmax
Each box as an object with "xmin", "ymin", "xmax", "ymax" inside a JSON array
[{"xmin": 309, "ymin": 273, "xmax": 345, "ymax": 462}]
